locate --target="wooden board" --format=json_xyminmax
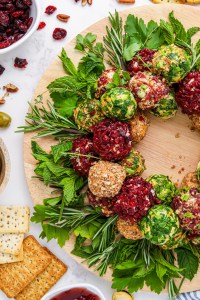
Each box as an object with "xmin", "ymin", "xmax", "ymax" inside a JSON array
[{"xmin": 24, "ymin": 4, "xmax": 200, "ymax": 293}]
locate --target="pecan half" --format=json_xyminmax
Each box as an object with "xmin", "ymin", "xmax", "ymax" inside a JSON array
[
  {"xmin": 3, "ymin": 84, "xmax": 19, "ymax": 93},
  {"xmin": 56, "ymin": 14, "xmax": 70, "ymax": 23}
]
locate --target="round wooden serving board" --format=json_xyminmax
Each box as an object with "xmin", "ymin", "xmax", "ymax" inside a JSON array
[{"xmin": 24, "ymin": 4, "xmax": 200, "ymax": 293}]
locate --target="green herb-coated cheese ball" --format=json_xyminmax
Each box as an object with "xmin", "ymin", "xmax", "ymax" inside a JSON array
[
  {"xmin": 140, "ymin": 205, "xmax": 180, "ymax": 245},
  {"xmin": 73, "ymin": 99, "xmax": 105, "ymax": 131},
  {"xmin": 150, "ymin": 92, "xmax": 178, "ymax": 119},
  {"xmin": 146, "ymin": 175, "xmax": 176, "ymax": 205},
  {"xmin": 152, "ymin": 44, "xmax": 191, "ymax": 84},
  {"xmin": 120, "ymin": 149, "xmax": 146, "ymax": 176},
  {"xmin": 100, "ymin": 87, "xmax": 137, "ymax": 120},
  {"xmin": 161, "ymin": 230, "xmax": 187, "ymax": 250}
]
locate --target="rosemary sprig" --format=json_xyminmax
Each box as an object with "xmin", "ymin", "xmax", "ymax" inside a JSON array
[
  {"xmin": 17, "ymin": 100, "xmax": 84, "ymax": 139},
  {"xmin": 134, "ymin": 239, "xmax": 154, "ymax": 268},
  {"xmin": 103, "ymin": 11, "xmax": 125, "ymax": 69}
]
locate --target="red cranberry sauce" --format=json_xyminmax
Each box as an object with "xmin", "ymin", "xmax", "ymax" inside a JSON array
[{"xmin": 50, "ymin": 288, "xmax": 101, "ymax": 300}]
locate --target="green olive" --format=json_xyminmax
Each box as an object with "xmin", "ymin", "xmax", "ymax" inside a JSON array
[{"xmin": 0, "ymin": 112, "xmax": 12, "ymax": 127}]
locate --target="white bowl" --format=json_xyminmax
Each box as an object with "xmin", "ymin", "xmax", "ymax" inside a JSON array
[
  {"xmin": 41, "ymin": 283, "xmax": 106, "ymax": 300},
  {"xmin": 0, "ymin": 0, "xmax": 41, "ymax": 55}
]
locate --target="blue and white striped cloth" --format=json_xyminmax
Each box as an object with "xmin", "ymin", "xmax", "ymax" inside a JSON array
[{"xmin": 177, "ymin": 291, "xmax": 200, "ymax": 300}]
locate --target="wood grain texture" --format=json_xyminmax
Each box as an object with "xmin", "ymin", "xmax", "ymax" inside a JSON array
[{"xmin": 24, "ymin": 4, "xmax": 200, "ymax": 293}]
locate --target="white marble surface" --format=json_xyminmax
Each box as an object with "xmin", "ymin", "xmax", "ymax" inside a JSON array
[{"xmin": 0, "ymin": 1, "xmax": 199, "ymax": 299}]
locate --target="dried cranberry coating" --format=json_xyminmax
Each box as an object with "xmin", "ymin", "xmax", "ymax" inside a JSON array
[
  {"xmin": 92, "ymin": 119, "xmax": 132, "ymax": 161},
  {"xmin": 71, "ymin": 137, "xmax": 97, "ymax": 177},
  {"xmin": 53, "ymin": 28, "xmax": 67, "ymax": 40},
  {"xmin": 127, "ymin": 48, "xmax": 156, "ymax": 75},
  {"xmin": 37, "ymin": 22, "xmax": 46, "ymax": 30},
  {"xmin": 113, "ymin": 176, "xmax": 157, "ymax": 223},
  {"xmin": 45, "ymin": 5, "xmax": 57, "ymax": 15},
  {"xmin": 87, "ymin": 190, "xmax": 115, "ymax": 217},
  {"xmin": 172, "ymin": 188, "xmax": 200, "ymax": 235},
  {"xmin": 0, "ymin": 65, "xmax": 5, "ymax": 76},
  {"xmin": 0, "ymin": 0, "xmax": 33, "ymax": 50},
  {"xmin": 14, "ymin": 57, "xmax": 28, "ymax": 68},
  {"xmin": 176, "ymin": 72, "xmax": 200, "ymax": 115}
]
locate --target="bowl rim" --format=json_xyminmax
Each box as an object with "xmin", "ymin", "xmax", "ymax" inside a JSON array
[
  {"xmin": 41, "ymin": 283, "xmax": 106, "ymax": 300},
  {"xmin": 0, "ymin": 0, "xmax": 41, "ymax": 55}
]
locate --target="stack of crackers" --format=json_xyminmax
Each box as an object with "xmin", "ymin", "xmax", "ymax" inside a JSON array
[
  {"xmin": 0, "ymin": 206, "xmax": 30, "ymax": 264},
  {"xmin": 151, "ymin": 0, "xmax": 200, "ymax": 4},
  {"xmin": 0, "ymin": 207, "xmax": 67, "ymax": 300}
]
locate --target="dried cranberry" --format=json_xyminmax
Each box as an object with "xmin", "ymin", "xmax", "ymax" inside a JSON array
[
  {"xmin": 0, "ymin": 11, "xmax": 9, "ymax": 27},
  {"xmin": 52, "ymin": 28, "xmax": 67, "ymax": 40},
  {"xmin": 37, "ymin": 22, "xmax": 46, "ymax": 30},
  {"xmin": 127, "ymin": 48, "xmax": 156, "ymax": 75},
  {"xmin": 23, "ymin": 0, "xmax": 32, "ymax": 6},
  {"xmin": 45, "ymin": 5, "xmax": 57, "ymax": 15},
  {"xmin": 0, "ymin": 65, "xmax": 5, "ymax": 75},
  {"xmin": 71, "ymin": 137, "xmax": 97, "ymax": 176},
  {"xmin": 176, "ymin": 72, "xmax": 200, "ymax": 115},
  {"xmin": 12, "ymin": 10, "xmax": 24, "ymax": 18},
  {"xmin": 0, "ymin": 39, "xmax": 11, "ymax": 49},
  {"xmin": 14, "ymin": 57, "xmax": 28, "ymax": 68},
  {"xmin": 113, "ymin": 176, "xmax": 157, "ymax": 223},
  {"xmin": 92, "ymin": 119, "xmax": 132, "ymax": 161}
]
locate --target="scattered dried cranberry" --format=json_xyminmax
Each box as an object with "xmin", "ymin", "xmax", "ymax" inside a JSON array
[
  {"xmin": 113, "ymin": 176, "xmax": 158, "ymax": 223},
  {"xmin": 0, "ymin": 0, "xmax": 33, "ymax": 49},
  {"xmin": 37, "ymin": 22, "xmax": 46, "ymax": 30},
  {"xmin": 127, "ymin": 48, "xmax": 156, "ymax": 75},
  {"xmin": 0, "ymin": 65, "xmax": 5, "ymax": 76},
  {"xmin": 45, "ymin": 5, "xmax": 57, "ymax": 15},
  {"xmin": 14, "ymin": 57, "xmax": 28, "ymax": 68},
  {"xmin": 52, "ymin": 28, "xmax": 67, "ymax": 40},
  {"xmin": 92, "ymin": 119, "xmax": 132, "ymax": 161},
  {"xmin": 71, "ymin": 137, "xmax": 97, "ymax": 176},
  {"xmin": 176, "ymin": 72, "xmax": 200, "ymax": 115}
]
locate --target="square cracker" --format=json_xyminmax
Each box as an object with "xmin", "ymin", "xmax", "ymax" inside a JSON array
[
  {"xmin": 15, "ymin": 248, "xmax": 67, "ymax": 300},
  {"xmin": 0, "ymin": 235, "xmax": 52, "ymax": 298},
  {"xmin": 0, "ymin": 233, "xmax": 24, "ymax": 255},
  {"xmin": 0, "ymin": 206, "xmax": 30, "ymax": 234},
  {"xmin": 0, "ymin": 245, "xmax": 23, "ymax": 264}
]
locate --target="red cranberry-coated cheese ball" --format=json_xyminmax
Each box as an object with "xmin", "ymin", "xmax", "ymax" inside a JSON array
[
  {"xmin": 71, "ymin": 137, "xmax": 97, "ymax": 177},
  {"xmin": 127, "ymin": 48, "xmax": 156, "ymax": 75},
  {"xmin": 96, "ymin": 68, "xmax": 117, "ymax": 98},
  {"xmin": 129, "ymin": 72, "xmax": 169, "ymax": 110},
  {"xmin": 113, "ymin": 176, "xmax": 158, "ymax": 223},
  {"xmin": 172, "ymin": 188, "xmax": 200, "ymax": 236},
  {"xmin": 92, "ymin": 119, "xmax": 132, "ymax": 161},
  {"xmin": 176, "ymin": 72, "xmax": 200, "ymax": 115}
]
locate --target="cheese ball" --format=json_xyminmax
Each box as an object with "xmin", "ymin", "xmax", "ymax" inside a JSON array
[
  {"xmin": 176, "ymin": 72, "xmax": 200, "ymax": 115},
  {"xmin": 181, "ymin": 172, "xmax": 200, "ymax": 189},
  {"xmin": 152, "ymin": 44, "xmax": 191, "ymax": 84},
  {"xmin": 161, "ymin": 230, "xmax": 187, "ymax": 250},
  {"xmin": 88, "ymin": 161, "xmax": 126, "ymax": 198},
  {"xmin": 189, "ymin": 114, "xmax": 200, "ymax": 131},
  {"xmin": 150, "ymin": 92, "xmax": 178, "ymax": 120},
  {"xmin": 146, "ymin": 174, "xmax": 176, "ymax": 205},
  {"xmin": 120, "ymin": 149, "xmax": 146, "ymax": 176},
  {"xmin": 92, "ymin": 119, "xmax": 132, "ymax": 161},
  {"xmin": 73, "ymin": 99, "xmax": 105, "ymax": 131},
  {"xmin": 113, "ymin": 176, "xmax": 157, "ymax": 223},
  {"xmin": 127, "ymin": 48, "xmax": 156, "ymax": 75},
  {"xmin": 129, "ymin": 71, "xmax": 169, "ymax": 110},
  {"xmin": 140, "ymin": 205, "xmax": 180, "ymax": 246},
  {"xmin": 172, "ymin": 188, "xmax": 200, "ymax": 236},
  {"xmin": 100, "ymin": 87, "xmax": 137, "ymax": 121},
  {"xmin": 117, "ymin": 218, "xmax": 143, "ymax": 240},
  {"xmin": 129, "ymin": 111, "xmax": 150, "ymax": 143},
  {"xmin": 96, "ymin": 68, "xmax": 116, "ymax": 98}
]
